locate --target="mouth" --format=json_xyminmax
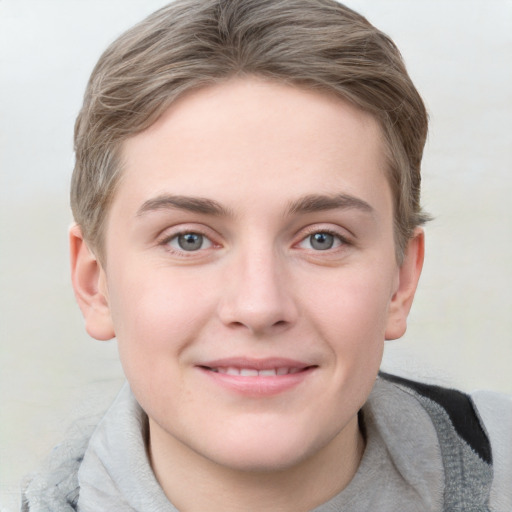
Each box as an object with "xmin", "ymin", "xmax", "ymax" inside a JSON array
[
  {"xmin": 196, "ymin": 358, "xmax": 317, "ymax": 396},
  {"xmin": 201, "ymin": 366, "xmax": 310, "ymax": 376}
]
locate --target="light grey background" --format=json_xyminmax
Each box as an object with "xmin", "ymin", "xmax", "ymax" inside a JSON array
[{"xmin": 1, "ymin": 0, "xmax": 511, "ymax": 510}]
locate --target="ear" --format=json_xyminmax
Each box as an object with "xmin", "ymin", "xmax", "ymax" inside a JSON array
[
  {"xmin": 69, "ymin": 224, "xmax": 115, "ymax": 341},
  {"xmin": 385, "ymin": 228, "xmax": 425, "ymax": 340}
]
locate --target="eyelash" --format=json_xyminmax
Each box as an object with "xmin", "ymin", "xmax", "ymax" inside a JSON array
[
  {"xmin": 296, "ymin": 227, "xmax": 351, "ymax": 251},
  {"xmin": 159, "ymin": 228, "xmax": 217, "ymax": 257},
  {"xmin": 158, "ymin": 225, "xmax": 350, "ymax": 258}
]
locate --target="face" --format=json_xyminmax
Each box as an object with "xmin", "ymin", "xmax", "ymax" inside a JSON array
[{"xmin": 75, "ymin": 78, "xmax": 422, "ymax": 474}]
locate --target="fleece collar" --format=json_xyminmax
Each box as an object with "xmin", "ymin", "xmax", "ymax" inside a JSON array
[
  {"xmin": 77, "ymin": 384, "xmax": 174, "ymax": 512},
  {"xmin": 78, "ymin": 379, "xmax": 445, "ymax": 512}
]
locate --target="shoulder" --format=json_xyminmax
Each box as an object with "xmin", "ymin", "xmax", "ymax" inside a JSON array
[
  {"xmin": 471, "ymin": 389, "xmax": 512, "ymax": 511},
  {"xmin": 21, "ymin": 417, "xmax": 99, "ymax": 511},
  {"xmin": 378, "ymin": 372, "xmax": 512, "ymax": 511},
  {"xmin": 379, "ymin": 372, "xmax": 492, "ymax": 462}
]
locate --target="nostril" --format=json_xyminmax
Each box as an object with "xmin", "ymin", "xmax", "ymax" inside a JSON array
[{"xmin": 229, "ymin": 321, "xmax": 246, "ymax": 329}]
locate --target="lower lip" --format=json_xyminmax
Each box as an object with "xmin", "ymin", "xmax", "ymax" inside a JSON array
[{"xmin": 198, "ymin": 367, "xmax": 316, "ymax": 397}]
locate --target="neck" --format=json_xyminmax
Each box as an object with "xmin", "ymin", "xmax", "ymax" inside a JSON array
[{"xmin": 149, "ymin": 415, "xmax": 364, "ymax": 512}]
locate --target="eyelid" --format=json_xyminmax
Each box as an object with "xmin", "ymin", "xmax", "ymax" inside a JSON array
[
  {"xmin": 167, "ymin": 232, "xmax": 213, "ymax": 252},
  {"xmin": 157, "ymin": 224, "xmax": 221, "ymax": 256},
  {"xmin": 294, "ymin": 225, "xmax": 352, "ymax": 250}
]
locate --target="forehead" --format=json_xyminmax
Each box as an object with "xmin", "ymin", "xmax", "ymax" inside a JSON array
[{"xmin": 114, "ymin": 78, "xmax": 391, "ymax": 220}]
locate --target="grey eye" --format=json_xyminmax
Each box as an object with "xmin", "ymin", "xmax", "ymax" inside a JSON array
[
  {"xmin": 309, "ymin": 232, "xmax": 335, "ymax": 250},
  {"xmin": 176, "ymin": 233, "xmax": 205, "ymax": 251}
]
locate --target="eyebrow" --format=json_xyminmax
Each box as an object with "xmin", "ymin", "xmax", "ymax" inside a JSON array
[
  {"xmin": 136, "ymin": 192, "xmax": 374, "ymax": 218},
  {"xmin": 287, "ymin": 193, "xmax": 374, "ymax": 216},
  {"xmin": 136, "ymin": 195, "xmax": 233, "ymax": 217}
]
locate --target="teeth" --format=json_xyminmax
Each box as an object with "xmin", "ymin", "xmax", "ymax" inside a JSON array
[
  {"xmin": 240, "ymin": 368, "xmax": 259, "ymax": 377},
  {"xmin": 209, "ymin": 367, "xmax": 303, "ymax": 376}
]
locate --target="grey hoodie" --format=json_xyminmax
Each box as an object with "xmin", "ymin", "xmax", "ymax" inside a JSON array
[{"xmin": 22, "ymin": 374, "xmax": 512, "ymax": 511}]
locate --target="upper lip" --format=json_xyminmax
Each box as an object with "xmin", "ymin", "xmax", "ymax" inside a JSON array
[{"xmin": 197, "ymin": 357, "xmax": 315, "ymax": 371}]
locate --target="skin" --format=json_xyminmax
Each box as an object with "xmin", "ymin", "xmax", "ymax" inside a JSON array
[{"xmin": 70, "ymin": 78, "xmax": 424, "ymax": 512}]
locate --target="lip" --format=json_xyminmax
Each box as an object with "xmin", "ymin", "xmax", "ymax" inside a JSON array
[{"xmin": 196, "ymin": 357, "xmax": 317, "ymax": 396}]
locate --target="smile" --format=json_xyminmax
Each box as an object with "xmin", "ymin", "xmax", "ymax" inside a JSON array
[
  {"xmin": 197, "ymin": 358, "xmax": 317, "ymax": 396},
  {"xmin": 206, "ymin": 367, "xmax": 305, "ymax": 376}
]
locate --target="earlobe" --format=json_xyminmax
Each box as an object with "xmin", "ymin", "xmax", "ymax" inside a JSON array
[
  {"xmin": 385, "ymin": 228, "xmax": 425, "ymax": 340},
  {"xmin": 69, "ymin": 224, "xmax": 115, "ymax": 341}
]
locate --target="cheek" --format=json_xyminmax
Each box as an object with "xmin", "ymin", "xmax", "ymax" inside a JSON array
[
  {"xmin": 302, "ymin": 264, "xmax": 394, "ymax": 366},
  {"xmin": 309, "ymin": 266, "xmax": 393, "ymax": 328},
  {"xmin": 106, "ymin": 266, "xmax": 215, "ymax": 378}
]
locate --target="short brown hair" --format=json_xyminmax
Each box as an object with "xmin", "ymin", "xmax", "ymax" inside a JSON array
[{"xmin": 71, "ymin": 0, "xmax": 429, "ymax": 262}]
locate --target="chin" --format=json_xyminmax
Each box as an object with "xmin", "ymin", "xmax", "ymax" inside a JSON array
[
  {"xmin": 204, "ymin": 427, "xmax": 331, "ymax": 473},
  {"xmin": 211, "ymin": 448, "xmax": 310, "ymax": 473}
]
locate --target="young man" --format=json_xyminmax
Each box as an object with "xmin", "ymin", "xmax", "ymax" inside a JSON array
[{"xmin": 23, "ymin": 0, "xmax": 511, "ymax": 510}]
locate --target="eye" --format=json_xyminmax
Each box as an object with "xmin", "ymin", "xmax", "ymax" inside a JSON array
[
  {"xmin": 167, "ymin": 232, "xmax": 213, "ymax": 252},
  {"xmin": 299, "ymin": 231, "xmax": 344, "ymax": 251}
]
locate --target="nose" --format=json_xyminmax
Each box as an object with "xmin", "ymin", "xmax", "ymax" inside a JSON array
[{"xmin": 217, "ymin": 246, "xmax": 299, "ymax": 336}]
